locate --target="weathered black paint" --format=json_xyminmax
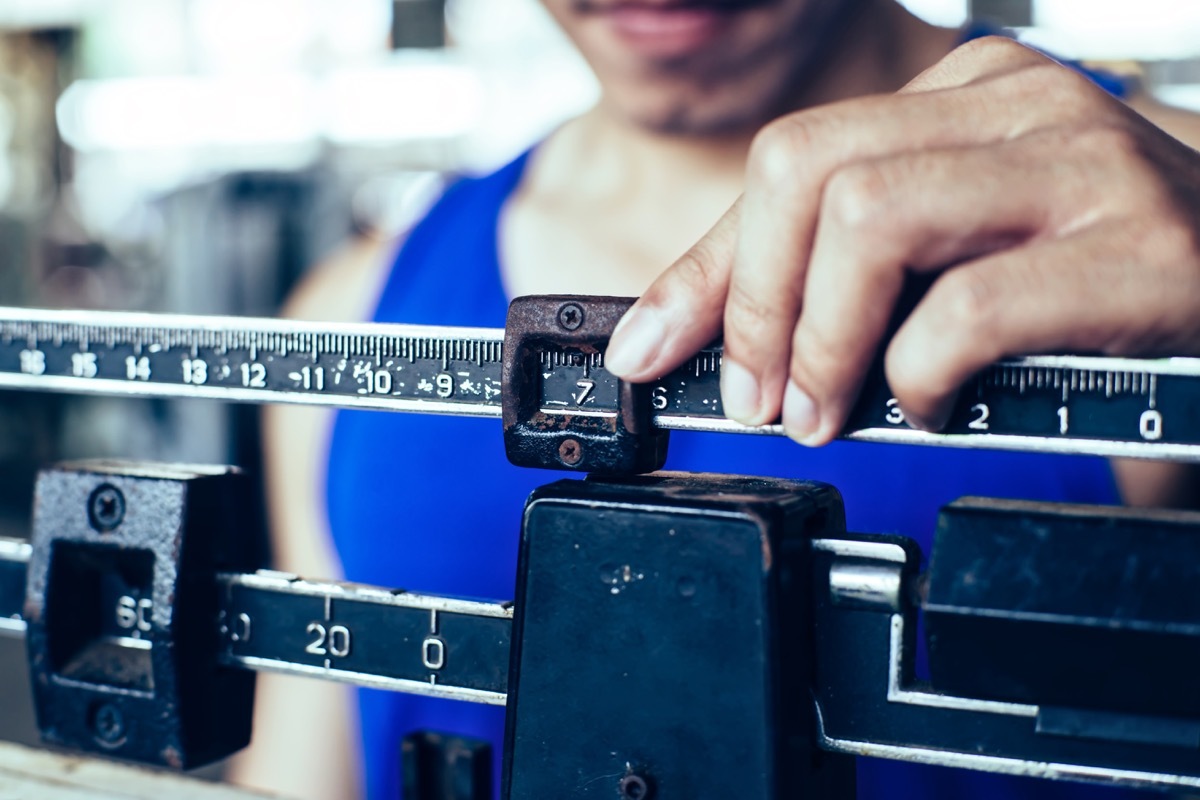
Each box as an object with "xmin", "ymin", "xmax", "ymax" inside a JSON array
[{"xmin": 24, "ymin": 462, "xmax": 259, "ymax": 768}]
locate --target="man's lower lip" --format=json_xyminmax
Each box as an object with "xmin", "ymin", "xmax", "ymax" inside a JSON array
[{"xmin": 606, "ymin": 5, "xmax": 729, "ymax": 57}]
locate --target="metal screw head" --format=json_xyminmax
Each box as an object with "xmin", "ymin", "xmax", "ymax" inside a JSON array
[
  {"xmin": 88, "ymin": 484, "xmax": 126, "ymax": 532},
  {"xmin": 618, "ymin": 773, "xmax": 651, "ymax": 800},
  {"xmin": 90, "ymin": 702, "xmax": 126, "ymax": 746},
  {"xmin": 557, "ymin": 303, "xmax": 584, "ymax": 331},
  {"xmin": 558, "ymin": 438, "xmax": 583, "ymax": 466}
]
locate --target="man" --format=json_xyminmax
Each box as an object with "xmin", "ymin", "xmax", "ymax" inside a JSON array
[{"xmin": 231, "ymin": 1, "xmax": 1200, "ymax": 798}]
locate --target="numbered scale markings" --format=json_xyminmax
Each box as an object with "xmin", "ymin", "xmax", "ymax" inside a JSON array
[
  {"xmin": 219, "ymin": 571, "xmax": 512, "ymax": 704},
  {"xmin": 0, "ymin": 540, "xmax": 511, "ymax": 704},
  {"xmin": 1, "ymin": 307, "xmax": 1199, "ymax": 461}
]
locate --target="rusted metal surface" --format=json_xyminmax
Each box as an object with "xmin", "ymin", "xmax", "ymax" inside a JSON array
[{"xmin": 502, "ymin": 296, "xmax": 669, "ymax": 474}]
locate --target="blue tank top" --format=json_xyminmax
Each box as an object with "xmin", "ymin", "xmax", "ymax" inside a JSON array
[{"xmin": 326, "ymin": 36, "xmax": 1143, "ymax": 800}]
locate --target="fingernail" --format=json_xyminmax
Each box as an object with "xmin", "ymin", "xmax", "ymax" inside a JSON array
[
  {"xmin": 605, "ymin": 308, "xmax": 664, "ymax": 378},
  {"xmin": 721, "ymin": 360, "xmax": 762, "ymax": 424},
  {"xmin": 783, "ymin": 380, "xmax": 821, "ymax": 445},
  {"xmin": 907, "ymin": 404, "xmax": 951, "ymax": 433}
]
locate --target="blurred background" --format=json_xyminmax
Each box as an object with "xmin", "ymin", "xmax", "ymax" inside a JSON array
[{"xmin": 0, "ymin": 0, "xmax": 1198, "ymax": 773}]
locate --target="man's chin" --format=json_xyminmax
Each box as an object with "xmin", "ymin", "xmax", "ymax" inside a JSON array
[{"xmin": 615, "ymin": 97, "xmax": 775, "ymax": 138}]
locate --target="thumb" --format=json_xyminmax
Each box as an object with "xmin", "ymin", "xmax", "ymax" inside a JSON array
[{"xmin": 605, "ymin": 199, "xmax": 740, "ymax": 381}]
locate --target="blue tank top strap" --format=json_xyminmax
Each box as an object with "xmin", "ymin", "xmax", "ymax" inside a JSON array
[
  {"xmin": 371, "ymin": 149, "xmax": 532, "ymax": 327},
  {"xmin": 328, "ymin": 149, "xmax": 536, "ymax": 800}
]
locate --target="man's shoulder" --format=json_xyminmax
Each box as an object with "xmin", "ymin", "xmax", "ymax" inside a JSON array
[{"xmin": 282, "ymin": 235, "xmax": 398, "ymax": 323}]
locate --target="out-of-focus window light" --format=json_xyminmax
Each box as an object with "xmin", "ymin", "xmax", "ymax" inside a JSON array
[
  {"xmin": 58, "ymin": 76, "xmax": 318, "ymax": 152},
  {"xmin": 901, "ymin": 0, "xmax": 1200, "ymax": 61},
  {"xmin": 898, "ymin": 0, "xmax": 969, "ymax": 28},
  {"xmin": 81, "ymin": 0, "xmax": 191, "ymax": 78},
  {"xmin": 1030, "ymin": 0, "xmax": 1200, "ymax": 61},
  {"xmin": 323, "ymin": 58, "xmax": 484, "ymax": 143},
  {"xmin": 1146, "ymin": 59, "xmax": 1200, "ymax": 114},
  {"xmin": 1157, "ymin": 84, "xmax": 1200, "ymax": 112},
  {"xmin": 0, "ymin": 0, "xmax": 98, "ymax": 28},
  {"xmin": 82, "ymin": 0, "xmax": 391, "ymax": 78},
  {"xmin": 187, "ymin": 0, "xmax": 392, "ymax": 72},
  {"xmin": 448, "ymin": 0, "xmax": 570, "ymax": 48},
  {"xmin": 187, "ymin": 0, "xmax": 321, "ymax": 73},
  {"xmin": 58, "ymin": 63, "xmax": 483, "ymax": 152},
  {"xmin": 325, "ymin": 0, "xmax": 394, "ymax": 59}
]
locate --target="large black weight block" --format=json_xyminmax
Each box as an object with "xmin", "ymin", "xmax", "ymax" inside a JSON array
[
  {"xmin": 503, "ymin": 473, "xmax": 855, "ymax": 799},
  {"xmin": 925, "ymin": 497, "xmax": 1200, "ymax": 719}
]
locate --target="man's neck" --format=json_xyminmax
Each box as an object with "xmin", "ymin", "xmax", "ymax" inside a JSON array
[
  {"xmin": 567, "ymin": 110, "xmax": 752, "ymax": 201},
  {"xmin": 504, "ymin": 1, "xmax": 964, "ymax": 297},
  {"xmin": 555, "ymin": 1, "xmax": 960, "ymax": 201},
  {"xmin": 789, "ymin": 0, "xmax": 962, "ymax": 109}
]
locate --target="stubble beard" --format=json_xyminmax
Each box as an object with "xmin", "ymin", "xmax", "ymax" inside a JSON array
[{"xmin": 602, "ymin": 0, "xmax": 869, "ymax": 138}]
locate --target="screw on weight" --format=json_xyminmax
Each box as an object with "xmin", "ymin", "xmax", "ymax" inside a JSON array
[
  {"xmin": 618, "ymin": 772, "xmax": 652, "ymax": 800},
  {"xmin": 558, "ymin": 438, "xmax": 583, "ymax": 466},
  {"xmin": 557, "ymin": 302, "xmax": 584, "ymax": 331},
  {"xmin": 88, "ymin": 484, "xmax": 126, "ymax": 532},
  {"xmin": 90, "ymin": 702, "xmax": 126, "ymax": 747}
]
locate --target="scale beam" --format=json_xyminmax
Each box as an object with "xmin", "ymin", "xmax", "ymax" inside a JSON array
[
  {"xmin": 0, "ymin": 537, "xmax": 510, "ymax": 704},
  {"xmin": 0, "ymin": 301, "xmax": 1198, "ymax": 464},
  {"xmin": 218, "ymin": 571, "xmax": 511, "ymax": 705}
]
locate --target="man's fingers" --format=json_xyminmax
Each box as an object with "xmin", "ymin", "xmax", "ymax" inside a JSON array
[
  {"xmin": 886, "ymin": 221, "xmax": 1200, "ymax": 430},
  {"xmin": 611, "ymin": 46, "xmax": 1129, "ymax": 438},
  {"xmin": 783, "ymin": 133, "xmax": 1117, "ymax": 444},
  {"xmin": 901, "ymin": 35, "xmax": 1047, "ymax": 94},
  {"xmin": 604, "ymin": 201, "xmax": 741, "ymax": 381},
  {"xmin": 720, "ymin": 89, "xmax": 999, "ymax": 425},
  {"xmin": 718, "ymin": 60, "xmax": 1122, "ymax": 426}
]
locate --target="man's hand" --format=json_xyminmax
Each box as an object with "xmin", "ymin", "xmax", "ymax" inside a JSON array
[{"xmin": 604, "ymin": 36, "xmax": 1200, "ymax": 445}]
